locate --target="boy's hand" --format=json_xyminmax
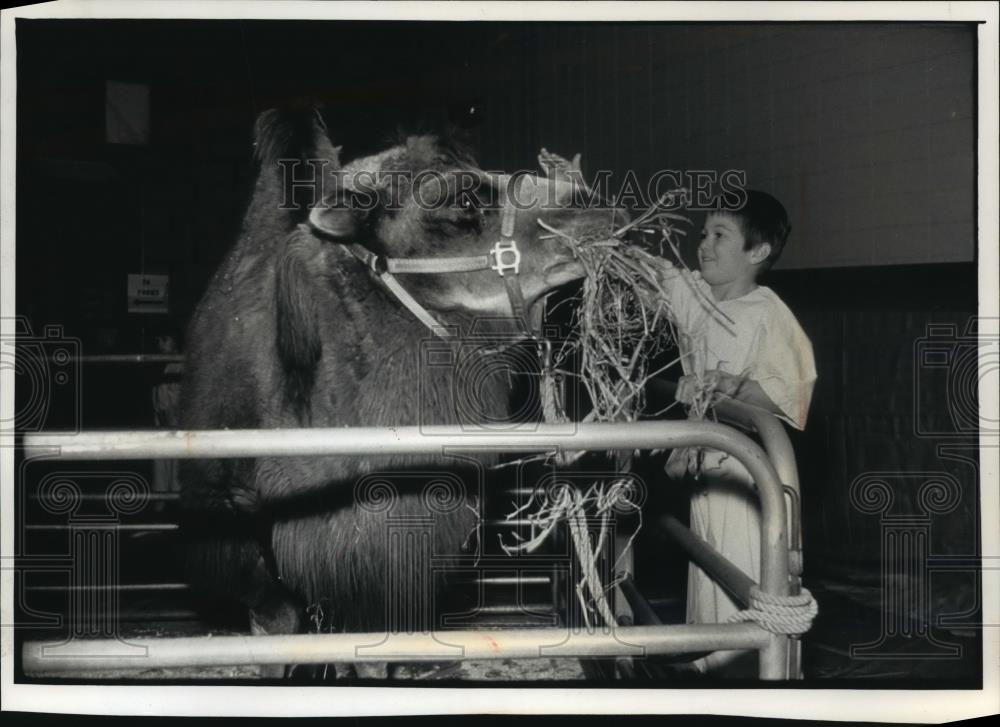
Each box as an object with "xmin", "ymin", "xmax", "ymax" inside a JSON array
[
  {"xmin": 664, "ymin": 447, "xmax": 689, "ymax": 479},
  {"xmin": 704, "ymin": 369, "xmax": 743, "ymax": 398},
  {"xmin": 648, "ymin": 256, "xmax": 700, "ymax": 287},
  {"xmin": 675, "ymin": 373, "xmax": 697, "ymax": 404},
  {"xmin": 665, "ymin": 446, "xmax": 703, "ymax": 479}
]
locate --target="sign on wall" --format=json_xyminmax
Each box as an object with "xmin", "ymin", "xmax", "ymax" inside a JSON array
[
  {"xmin": 105, "ymin": 80, "xmax": 150, "ymax": 145},
  {"xmin": 127, "ymin": 274, "xmax": 168, "ymax": 314}
]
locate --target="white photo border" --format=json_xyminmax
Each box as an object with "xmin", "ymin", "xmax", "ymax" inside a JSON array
[{"xmin": 1, "ymin": 1, "xmax": 997, "ymax": 721}]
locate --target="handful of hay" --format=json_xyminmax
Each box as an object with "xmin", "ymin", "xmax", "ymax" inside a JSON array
[
  {"xmin": 540, "ymin": 191, "xmax": 695, "ymax": 426},
  {"xmin": 500, "ymin": 191, "xmax": 728, "ymax": 627}
]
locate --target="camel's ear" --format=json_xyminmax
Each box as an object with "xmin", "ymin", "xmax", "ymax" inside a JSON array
[
  {"xmin": 254, "ymin": 107, "xmax": 341, "ymax": 169},
  {"xmin": 308, "ymin": 156, "xmax": 387, "ymax": 239},
  {"xmin": 308, "ymin": 190, "xmax": 372, "ymax": 239},
  {"xmin": 254, "ymin": 108, "xmax": 343, "ymax": 221},
  {"xmin": 537, "ymin": 148, "xmax": 590, "ymax": 205},
  {"xmin": 538, "ymin": 148, "xmax": 583, "ymax": 182}
]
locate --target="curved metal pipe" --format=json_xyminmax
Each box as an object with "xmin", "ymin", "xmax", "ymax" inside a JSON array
[
  {"xmin": 646, "ymin": 378, "xmax": 799, "ymax": 492},
  {"xmin": 24, "ymin": 421, "xmax": 789, "ymax": 597},
  {"xmin": 22, "ymin": 624, "xmax": 770, "ymax": 673},
  {"xmin": 47, "ymin": 354, "xmax": 185, "ymax": 365},
  {"xmin": 645, "ymin": 378, "xmax": 801, "ymax": 678},
  {"xmin": 22, "ymin": 420, "xmax": 791, "ymax": 677}
]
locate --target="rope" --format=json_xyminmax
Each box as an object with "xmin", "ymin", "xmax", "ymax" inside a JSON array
[
  {"xmin": 728, "ymin": 586, "xmax": 818, "ymax": 636},
  {"xmin": 567, "ymin": 499, "xmax": 617, "ymax": 628},
  {"xmin": 540, "ymin": 368, "xmax": 565, "ymax": 424},
  {"xmin": 539, "ymin": 367, "xmax": 617, "ymax": 627}
]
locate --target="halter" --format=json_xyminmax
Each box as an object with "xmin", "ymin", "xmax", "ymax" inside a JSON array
[{"xmin": 330, "ymin": 174, "xmax": 542, "ymax": 342}]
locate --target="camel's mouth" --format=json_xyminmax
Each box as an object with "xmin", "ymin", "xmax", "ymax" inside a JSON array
[{"xmin": 542, "ymin": 257, "xmax": 587, "ymax": 288}]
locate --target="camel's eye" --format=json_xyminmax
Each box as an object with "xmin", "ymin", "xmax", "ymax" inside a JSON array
[{"xmin": 458, "ymin": 192, "xmax": 478, "ymax": 212}]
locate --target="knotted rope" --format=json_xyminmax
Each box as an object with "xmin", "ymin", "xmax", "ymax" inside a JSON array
[
  {"xmin": 540, "ymin": 364, "xmax": 564, "ymax": 426},
  {"xmin": 567, "ymin": 495, "xmax": 619, "ymax": 628},
  {"xmin": 537, "ymin": 364, "xmax": 620, "ymax": 627},
  {"xmin": 728, "ymin": 586, "xmax": 818, "ymax": 636}
]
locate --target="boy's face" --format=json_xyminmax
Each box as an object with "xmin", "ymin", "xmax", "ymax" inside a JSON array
[{"xmin": 697, "ymin": 213, "xmax": 760, "ymax": 287}]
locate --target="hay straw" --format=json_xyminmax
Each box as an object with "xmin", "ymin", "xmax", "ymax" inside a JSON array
[
  {"xmin": 499, "ymin": 478, "xmax": 644, "ymax": 628},
  {"xmin": 499, "ymin": 192, "xmax": 721, "ymax": 627},
  {"xmin": 539, "ymin": 192, "xmax": 698, "ymax": 427}
]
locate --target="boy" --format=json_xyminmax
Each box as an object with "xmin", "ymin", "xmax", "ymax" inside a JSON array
[{"xmin": 654, "ymin": 190, "xmax": 816, "ymax": 675}]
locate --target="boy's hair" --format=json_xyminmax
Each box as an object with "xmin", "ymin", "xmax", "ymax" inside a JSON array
[{"xmin": 723, "ymin": 190, "xmax": 791, "ymax": 271}]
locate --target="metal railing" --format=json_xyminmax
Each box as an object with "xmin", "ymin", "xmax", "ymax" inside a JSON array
[
  {"xmin": 646, "ymin": 378, "xmax": 805, "ymax": 677},
  {"xmin": 21, "ymin": 418, "xmax": 798, "ymax": 680},
  {"xmin": 45, "ymin": 354, "xmax": 185, "ymax": 365}
]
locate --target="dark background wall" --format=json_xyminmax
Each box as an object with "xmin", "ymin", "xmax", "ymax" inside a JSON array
[
  {"xmin": 14, "ymin": 19, "xmax": 982, "ymax": 680},
  {"xmin": 518, "ymin": 24, "xmax": 976, "ymax": 269},
  {"xmin": 16, "ymin": 20, "xmax": 977, "ymax": 326}
]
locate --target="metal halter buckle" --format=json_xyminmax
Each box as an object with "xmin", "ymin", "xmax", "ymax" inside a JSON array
[
  {"xmin": 536, "ymin": 337, "xmax": 553, "ymax": 369},
  {"xmin": 490, "ymin": 239, "xmax": 521, "ymax": 277}
]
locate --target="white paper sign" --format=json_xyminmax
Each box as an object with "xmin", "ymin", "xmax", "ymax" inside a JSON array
[{"xmin": 127, "ymin": 273, "xmax": 168, "ymax": 314}]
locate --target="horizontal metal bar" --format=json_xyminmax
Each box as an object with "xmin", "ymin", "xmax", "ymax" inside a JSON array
[
  {"xmin": 23, "ymin": 421, "xmax": 789, "ymax": 601},
  {"xmin": 25, "ymin": 524, "xmax": 179, "ymax": 531},
  {"xmin": 23, "ymin": 624, "xmax": 770, "ymax": 672},
  {"xmin": 119, "ymin": 609, "xmax": 201, "ymax": 621},
  {"xmin": 474, "ymin": 576, "xmax": 550, "ymax": 586},
  {"xmin": 118, "ymin": 609, "xmax": 201, "ymax": 621},
  {"xmin": 657, "ymin": 514, "xmax": 755, "ymax": 608},
  {"xmin": 30, "ymin": 493, "xmax": 180, "ymax": 502},
  {"xmin": 475, "ymin": 604, "xmax": 555, "ymax": 614},
  {"xmin": 26, "ymin": 583, "xmax": 190, "ymax": 592},
  {"xmin": 23, "ymin": 421, "xmax": 764, "ymax": 461},
  {"xmin": 46, "ymin": 354, "xmax": 185, "ymax": 365},
  {"xmin": 39, "ymin": 608, "xmax": 204, "ymax": 622},
  {"xmin": 27, "ymin": 578, "xmax": 548, "ymax": 592}
]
